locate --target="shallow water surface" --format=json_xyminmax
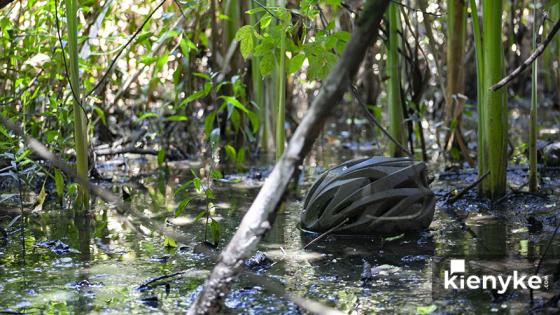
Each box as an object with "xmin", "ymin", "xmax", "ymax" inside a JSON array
[{"xmin": 1, "ymin": 151, "xmax": 559, "ymax": 314}]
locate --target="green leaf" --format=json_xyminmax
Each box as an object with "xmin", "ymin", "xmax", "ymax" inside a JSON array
[
  {"xmin": 182, "ymin": 82, "xmax": 212, "ymax": 106},
  {"xmin": 288, "ymin": 53, "xmax": 306, "ymax": 74},
  {"xmin": 211, "ymin": 170, "xmax": 223, "ymax": 179},
  {"xmin": 235, "ymin": 25, "xmax": 254, "ymax": 59},
  {"xmin": 204, "ymin": 112, "xmax": 216, "ymax": 136},
  {"xmin": 175, "ymin": 197, "xmax": 193, "ymax": 216},
  {"xmin": 260, "ymin": 15, "xmax": 272, "ymax": 29},
  {"xmin": 163, "ymin": 236, "xmax": 177, "ymax": 248},
  {"xmin": 236, "ymin": 148, "xmax": 246, "ymax": 167},
  {"xmin": 544, "ymin": 0, "xmax": 560, "ymax": 9},
  {"xmin": 246, "ymin": 110, "xmax": 260, "ymax": 134},
  {"xmin": 210, "ymin": 219, "xmax": 220, "ymax": 245},
  {"xmin": 54, "ymin": 169, "xmax": 64, "ymax": 198},
  {"xmin": 175, "ymin": 180, "xmax": 194, "ymax": 195},
  {"xmin": 220, "ymin": 96, "xmax": 250, "ymax": 114},
  {"xmin": 205, "ymin": 188, "xmax": 214, "ymax": 199},
  {"xmin": 259, "ymin": 53, "xmax": 274, "ymax": 76},
  {"xmin": 194, "ymin": 210, "xmax": 207, "ymax": 222},
  {"xmin": 135, "ymin": 112, "xmax": 159, "ymax": 124},
  {"xmin": 166, "ymin": 115, "xmax": 188, "ymax": 122},
  {"xmin": 416, "ymin": 305, "xmax": 437, "ymax": 315},
  {"xmin": 93, "ymin": 106, "xmax": 106, "ymax": 125},
  {"xmin": 231, "ymin": 108, "xmax": 241, "ymax": 131},
  {"xmin": 193, "ymin": 177, "xmax": 201, "ymax": 191},
  {"xmin": 157, "ymin": 149, "xmax": 165, "ymax": 166},
  {"xmin": 224, "ymin": 144, "xmax": 237, "ymax": 162},
  {"xmin": 33, "ymin": 181, "xmax": 47, "ymax": 212}
]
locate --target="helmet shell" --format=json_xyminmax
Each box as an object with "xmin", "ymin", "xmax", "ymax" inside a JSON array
[{"xmin": 301, "ymin": 157, "xmax": 435, "ymax": 236}]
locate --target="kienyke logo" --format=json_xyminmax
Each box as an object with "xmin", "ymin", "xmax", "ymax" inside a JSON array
[{"xmin": 443, "ymin": 259, "xmax": 549, "ymax": 294}]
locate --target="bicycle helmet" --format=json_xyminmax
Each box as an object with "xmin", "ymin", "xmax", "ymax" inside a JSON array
[{"xmin": 301, "ymin": 157, "xmax": 435, "ymax": 236}]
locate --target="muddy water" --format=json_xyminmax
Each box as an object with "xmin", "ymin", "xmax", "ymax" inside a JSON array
[{"xmin": 1, "ymin": 147, "xmax": 559, "ymax": 314}]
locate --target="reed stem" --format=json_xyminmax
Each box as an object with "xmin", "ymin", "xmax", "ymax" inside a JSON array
[{"xmin": 65, "ymin": 0, "xmax": 89, "ymax": 206}]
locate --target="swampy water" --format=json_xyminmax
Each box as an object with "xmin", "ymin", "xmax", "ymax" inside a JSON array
[{"xmin": 1, "ymin": 143, "xmax": 560, "ymax": 314}]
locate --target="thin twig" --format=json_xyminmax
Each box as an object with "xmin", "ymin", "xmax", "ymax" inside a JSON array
[
  {"xmin": 252, "ymin": 0, "xmax": 281, "ymax": 21},
  {"xmin": 448, "ymin": 171, "xmax": 490, "ymax": 204},
  {"xmin": 490, "ymin": 18, "xmax": 560, "ymax": 91},
  {"xmin": 303, "ymin": 218, "xmax": 349, "ymax": 249},
  {"xmin": 535, "ymin": 214, "xmax": 560, "ymax": 275},
  {"xmin": 350, "ymin": 85, "xmax": 413, "ymax": 157},
  {"xmin": 390, "ymin": 0, "xmax": 443, "ymax": 17},
  {"xmin": 84, "ymin": 0, "xmax": 167, "ymax": 99}
]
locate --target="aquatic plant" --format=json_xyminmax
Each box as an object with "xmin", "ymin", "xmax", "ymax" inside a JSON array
[
  {"xmin": 529, "ymin": 0, "xmax": 539, "ymax": 192},
  {"xmin": 386, "ymin": 1, "xmax": 406, "ymax": 157},
  {"xmin": 478, "ymin": 0, "xmax": 508, "ymax": 199},
  {"xmin": 64, "ymin": 0, "xmax": 89, "ymax": 207}
]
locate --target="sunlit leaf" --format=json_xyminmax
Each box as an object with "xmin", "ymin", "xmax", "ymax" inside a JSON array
[
  {"xmin": 175, "ymin": 197, "xmax": 193, "ymax": 216},
  {"xmin": 288, "ymin": 53, "xmax": 305, "ymax": 74},
  {"xmin": 163, "ymin": 236, "xmax": 177, "ymax": 248},
  {"xmin": 235, "ymin": 25, "xmax": 254, "ymax": 59},
  {"xmin": 54, "ymin": 169, "xmax": 64, "ymax": 198}
]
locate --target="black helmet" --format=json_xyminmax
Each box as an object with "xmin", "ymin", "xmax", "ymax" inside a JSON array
[{"xmin": 301, "ymin": 157, "xmax": 435, "ymax": 236}]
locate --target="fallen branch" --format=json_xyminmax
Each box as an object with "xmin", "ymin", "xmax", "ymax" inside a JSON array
[
  {"xmin": 187, "ymin": 1, "xmax": 391, "ymax": 313},
  {"xmin": 95, "ymin": 147, "xmax": 158, "ymax": 156},
  {"xmin": 0, "ymin": 115, "xmax": 124, "ymax": 208},
  {"xmin": 490, "ymin": 18, "xmax": 560, "ymax": 91}
]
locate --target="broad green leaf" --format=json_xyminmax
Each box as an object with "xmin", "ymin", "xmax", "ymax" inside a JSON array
[
  {"xmin": 224, "ymin": 144, "xmax": 237, "ymax": 162},
  {"xmin": 544, "ymin": 0, "xmax": 560, "ymax": 9},
  {"xmin": 235, "ymin": 25, "xmax": 254, "ymax": 59},
  {"xmin": 288, "ymin": 53, "xmax": 306, "ymax": 74},
  {"xmin": 211, "ymin": 170, "xmax": 223, "ymax": 179},
  {"xmin": 163, "ymin": 236, "xmax": 177, "ymax": 248},
  {"xmin": 246, "ymin": 110, "xmax": 260, "ymax": 134},
  {"xmin": 260, "ymin": 15, "xmax": 272, "ymax": 29}
]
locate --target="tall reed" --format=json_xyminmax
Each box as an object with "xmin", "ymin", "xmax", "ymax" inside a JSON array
[
  {"xmin": 481, "ymin": 0, "xmax": 507, "ymax": 199},
  {"xmin": 529, "ymin": 0, "xmax": 538, "ymax": 192},
  {"xmin": 386, "ymin": 2, "xmax": 406, "ymax": 157},
  {"xmin": 445, "ymin": 0, "xmax": 466, "ymax": 124},
  {"xmin": 65, "ymin": 0, "xmax": 89, "ymax": 206},
  {"xmin": 469, "ymin": 0, "xmax": 486, "ymax": 188},
  {"xmin": 275, "ymin": 0, "xmax": 286, "ymax": 160}
]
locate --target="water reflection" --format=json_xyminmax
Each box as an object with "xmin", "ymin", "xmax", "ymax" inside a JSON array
[{"xmin": 0, "ymin": 155, "xmax": 559, "ymax": 314}]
